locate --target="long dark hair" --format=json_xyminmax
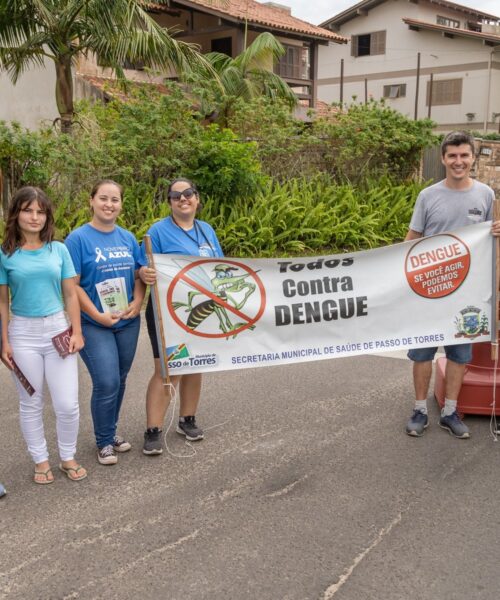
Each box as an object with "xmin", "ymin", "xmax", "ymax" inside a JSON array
[{"xmin": 1, "ymin": 187, "xmax": 55, "ymax": 256}]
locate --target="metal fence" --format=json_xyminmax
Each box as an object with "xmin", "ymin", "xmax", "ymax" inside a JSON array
[{"xmin": 421, "ymin": 145, "xmax": 445, "ymax": 183}]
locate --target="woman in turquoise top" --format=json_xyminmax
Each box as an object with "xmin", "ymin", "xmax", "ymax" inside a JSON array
[{"xmin": 0, "ymin": 187, "xmax": 86, "ymax": 484}]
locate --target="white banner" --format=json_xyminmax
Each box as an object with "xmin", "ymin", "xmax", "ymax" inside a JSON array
[{"xmin": 152, "ymin": 222, "xmax": 494, "ymax": 375}]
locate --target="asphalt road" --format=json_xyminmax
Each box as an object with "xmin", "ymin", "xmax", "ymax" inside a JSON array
[{"xmin": 1, "ymin": 324, "xmax": 500, "ymax": 600}]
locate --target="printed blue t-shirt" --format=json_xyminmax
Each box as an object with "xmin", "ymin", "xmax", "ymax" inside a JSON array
[
  {"xmin": 0, "ymin": 242, "xmax": 76, "ymax": 317},
  {"xmin": 139, "ymin": 216, "xmax": 223, "ymax": 263},
  {"xmin": 65, "ymin": 223, "xmax": 141, "ymax": 328},
  {"xmin": 139, "ymin": 217, "xmax": 223, "ymax": 348}
]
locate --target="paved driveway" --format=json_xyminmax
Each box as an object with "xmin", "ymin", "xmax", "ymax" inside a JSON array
[{"xmin": 1, "ymin": 325, "xmax": 500, "ymax": 599}]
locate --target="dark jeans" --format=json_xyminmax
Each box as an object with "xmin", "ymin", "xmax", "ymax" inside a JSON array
[{"xmin": 80, "ymin": 317, "xmax": 140, "ymax": 448}]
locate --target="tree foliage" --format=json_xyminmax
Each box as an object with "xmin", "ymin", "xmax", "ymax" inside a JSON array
[
  {"xmin": 188, "ymin": 32, "xmax": 297, "ymax": 127},
  {"xmin": 0, "ymin": 0, "xmax": 214, "ymax": 132},
  {"xmin": 1, "ymin": 84, "xmax": 435, "ymax": 253},
  {"xmin": 312, "ymin": 99, "xmax": 438, "ymax": 181}
]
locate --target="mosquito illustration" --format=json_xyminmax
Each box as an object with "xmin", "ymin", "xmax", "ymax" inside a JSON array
[{"xmin": 159, "ymin": 259, "xmax": 258, "ymax": 337}]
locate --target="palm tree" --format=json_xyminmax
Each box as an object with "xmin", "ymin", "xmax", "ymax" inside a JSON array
[
  {"xmin": 0, "ymin": 0, "xmax": 216, "ymax": 132},
  {"xmin": 191, "ymin": 32, "xmax": 298, "ymax": 127}
]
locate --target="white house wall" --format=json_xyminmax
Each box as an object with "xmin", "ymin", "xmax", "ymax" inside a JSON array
[
  {"xmin": 318, "ymin": 0, "xmax": 500, "ymax": 131},
  {"xmin": 0, "ymin": 60, "xmax": 58, "ymax": 130}
]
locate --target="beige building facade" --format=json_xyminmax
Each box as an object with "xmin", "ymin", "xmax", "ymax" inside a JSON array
[
  {"xmin": 0, "ymin": 59, "xmax": 58, "ymax": 130},
  {"xmin": 318, "ymin": 0, "xmax": 500, "ymax": 132},
  {"xmin": 0, "ymin": 1, "xmax": 345, "ymax": 130},
  {"xmin": 77, "ymin": 1, "xmax": 345, "ymax": 112}
]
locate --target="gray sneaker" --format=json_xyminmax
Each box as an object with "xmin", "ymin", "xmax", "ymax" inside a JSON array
[
  {"xmin": 0, "ymin": 482, "xmax": 6, "ymax": 498},
  {"xmin": 406, "ymin": 409, "xmax": 429, "ymax": 437},
  {"xmin": 439, "ymin": 411, "xmax": 470, "ymax": 439},
  {"xmin": 143, "ymin": 428, "xmax": 163, "ymax": 455},
  {"xmin": 177, "ymin": 416, "xmax": 204, "ymax": 441},
  {"xmin": 97, "ymin": 444, "xmax": 118, "ymax": 465}
]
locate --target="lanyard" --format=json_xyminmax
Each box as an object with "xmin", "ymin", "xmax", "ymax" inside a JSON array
[{"xmin": 171, "ymin": 218, "xmax": 215, "ymax": 256}]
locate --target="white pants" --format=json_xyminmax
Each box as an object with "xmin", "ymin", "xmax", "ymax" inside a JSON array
[{"xmin": 9, "ymin": 311, "xmax": 79, "ymax": 463}]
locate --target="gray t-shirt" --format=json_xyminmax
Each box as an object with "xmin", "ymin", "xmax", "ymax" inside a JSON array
[{"xmin": 409, "ymin": 179, "xmax": 494, "ymax": 237}]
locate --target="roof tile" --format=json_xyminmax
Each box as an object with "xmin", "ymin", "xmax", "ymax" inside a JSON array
[{"xmin": 148, "ymin": 0, "xmax": 345, "ymax": 42}]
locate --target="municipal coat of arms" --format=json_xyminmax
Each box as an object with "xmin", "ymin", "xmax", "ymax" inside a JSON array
[{"xmin": 454, "ymin": 306, "xmax": 489, "ymax": 338}]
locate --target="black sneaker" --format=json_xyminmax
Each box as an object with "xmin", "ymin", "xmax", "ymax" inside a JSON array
[
  {"xmin": 177, "ymin": 416, "xmax": 204, "ymax": 441},
  {"xmin": 439, "ymin": 411, "xmax": 470, "ymax": 439},
  {"xmin": 113, "ymin": 435, "xmax": 131, "ymax": 453},
  {"xmin": 97, "ymin": 444, "xmax": 118, "ymax": 465},
  {"xmin": 143, "ymin": 428, "xmax": 163, "ymax": 455},
  {"xmin": 406, "ymin": 409, "xmax": 429, "ymax": 437}
]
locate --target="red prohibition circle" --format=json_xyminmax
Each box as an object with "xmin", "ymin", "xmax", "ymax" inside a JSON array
[
  {"xmin": 166, "ymin": 258, "xmax": 266, "ymax": 338},
  {"xmin": 404, "ymin": 233, "xmax": 471, "ymax": 299}
]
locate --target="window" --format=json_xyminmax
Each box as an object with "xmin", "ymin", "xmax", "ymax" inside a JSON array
[
  {"xmin": 351, "ymin": 31, "xmax": 386, "ymax": 57},
  {"xmin": 426, "ymin": 78, "xmax": 462, "ymax": 106},
  {"xmin": 466, "ymin": 21, "xmax": 481, "ymax": 32},
  {"xmin": 275, "ymin": 44, "xmax": 310, "ymax": 80},
  {"xmin": 211, "ymin": 37, "xmax": 232, "ymax": 56},
  {"xmin": 436, "ymin": 15, "xmax": 460, "ymax": 28},
  {"xmin": 383, "ymin": 84, "xmax": 406, "ymax": 99},
  {"xmin": 122, "ymin": 59, "xmax": 145, "ymax": 70}
]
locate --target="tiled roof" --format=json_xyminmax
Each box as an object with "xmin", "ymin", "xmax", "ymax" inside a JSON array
[
  {"xmin": 295, "ymin": 99, "xmax": 341, "ymax": 122},
  {"xmin": 313, "ymin": 100, "xmax": 341, "ymax": 121},
  {"xmin": 76, "ymin": 74, "xmax": 172, "ymax": 101},
  {"xmin": 322, "ymin": 0, "xmax": 499, "ymax": 28},
  {"xmin": 147, "ymin": 0, "xmax": 346, "ymax": 42},
  {"xmin": 403, "ymin": 18, "xmax": 500, "ymax": 44}
]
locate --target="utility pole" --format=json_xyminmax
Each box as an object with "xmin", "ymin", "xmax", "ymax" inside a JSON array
[
  {"xmin": 340, "ymin": 58, "xmax": 344, "ymax": 104},
  {"xmin": 427, "ymin": 73, "xmax": 433, "ymax": 118},
  {"xmin": 414, "ymin": 52, "xmax": 420, "ymax": 120}
]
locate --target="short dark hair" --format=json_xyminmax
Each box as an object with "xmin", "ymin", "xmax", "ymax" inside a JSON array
[
  {"xmin": 1, "ymin": 186, "xmax": 55, "ymax": 256},
  {"xmin": 167, "ymin": 178, "xmax": 198, "ymax": 201},
  {"xmin": 441, "ymin": 131, "xmax": 475, "ymax": 157},
  {"xmin": 90, "ymin": 179, "xmax": 123, "ymax": 199}
]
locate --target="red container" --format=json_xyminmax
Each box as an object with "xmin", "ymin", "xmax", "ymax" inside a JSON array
[{"xmin": 434, "ymin": 342, "xmax": 500, "ymax": 415}]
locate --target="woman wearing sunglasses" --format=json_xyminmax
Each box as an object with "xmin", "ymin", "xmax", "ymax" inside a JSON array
[{"xmin": 139, "ymin": 178, "xmax": 223, "ymax": 455}]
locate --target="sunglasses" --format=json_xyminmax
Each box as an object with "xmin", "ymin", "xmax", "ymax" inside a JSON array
[{"xmin": 168, "ymin": 188, "xmax": 196, "ymax": 201}]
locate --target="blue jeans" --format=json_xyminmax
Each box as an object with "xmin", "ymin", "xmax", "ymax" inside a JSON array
[{"xmin": 80, "ymin": 317, "xmax": 140, "ymax": 448}]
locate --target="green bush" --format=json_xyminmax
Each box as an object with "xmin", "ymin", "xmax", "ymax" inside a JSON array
[
  {"xmin": 0, "ymin": 85, "xmax": 429, "ymax": 254},
  {"xmin": 227, "ymin": 96, "xmax": 437, "ymax": 183},
  {"xmin": 201, "ymin": 176, "xmax": 424, "ymax": 257},
  {"xmin": 0, "ymin": 84, "xmax": 265, "ymax": 234},
  {"xmin": 185, "ymin": 125, "xmax": 265, "ymax": 200},
  {"xmin": 227, "ymin": 97, "xmax": 316, "ymax": 179},
  {"xmin": 312, "ymin": 99, "xmax": 438, "ymax": 181}
]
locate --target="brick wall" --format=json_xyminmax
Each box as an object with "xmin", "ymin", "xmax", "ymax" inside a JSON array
[{"xmin": 473, "ymin": 139, "xmax": 500, "ymax": 198}]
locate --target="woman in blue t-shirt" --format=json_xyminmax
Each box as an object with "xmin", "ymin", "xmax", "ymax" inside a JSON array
[
  {"xmin": 0, "ymin": 187, "xmax": 86, "ymax": 484},
  {"xmin": 139, "ymin": 178, "xmax": 223, "ymax": 455},
  {"xmin": 66, "ymin": 180, "xmax": 145, "ymax": 466}
]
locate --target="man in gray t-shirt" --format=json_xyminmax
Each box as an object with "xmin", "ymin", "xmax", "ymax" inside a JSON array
[{"xmin": 405, "ymin": 131, "xmax": 499, "ymax": 440}]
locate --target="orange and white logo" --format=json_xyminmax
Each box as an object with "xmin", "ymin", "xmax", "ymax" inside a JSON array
[{"xmin": 405, "ymin": 234, "xmax": 470, "ymax": 299}]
